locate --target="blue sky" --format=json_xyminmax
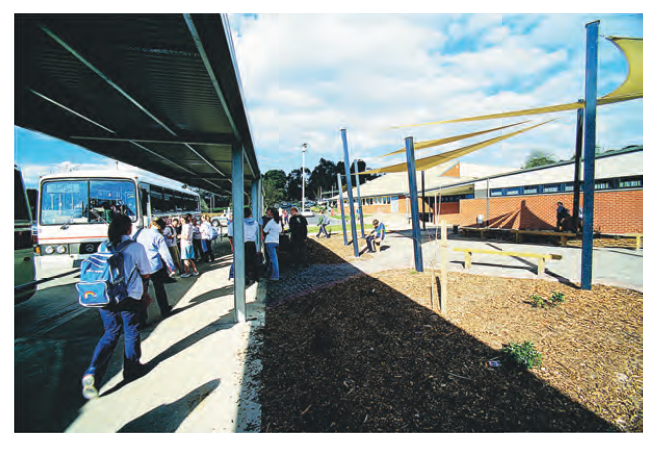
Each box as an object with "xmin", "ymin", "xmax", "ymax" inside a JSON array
[{"xmin": 14, "ymin": 13, "xmax": 643, "ymax": 188}]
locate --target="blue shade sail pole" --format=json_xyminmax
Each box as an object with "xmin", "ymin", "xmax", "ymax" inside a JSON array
[
  {"xmin": 405, "ymin": 136, "xmax": 424, "ymax": 272},
  {"xmin": 572, "ymin": 102, "xmax": 584, "ymax": 232},
  {"xmin": 337, "ymin": 173, "xmax": 348, "ymax": 246},
  {"xmin": 354, "ymin": 159, "xmax": 366, "ymax": 238},
  {"xmin": 581, "ymin": 20, "xmax": 600, "ymax": 291},
  {"xmin": 341, "ymin": 129, "xmax": 359, "ymax": 257},
  {"xmin": 231, "ymin": 142, "xmax": 246, "ymax": 323}
]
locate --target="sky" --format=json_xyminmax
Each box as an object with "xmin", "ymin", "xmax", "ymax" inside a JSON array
[{"xmin": 13, "ymin": 13, "xmax": 644, "ymax": 189}]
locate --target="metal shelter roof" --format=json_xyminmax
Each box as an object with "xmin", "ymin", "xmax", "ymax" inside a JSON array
[{"xmin": 15, "ymin": 13, "xmax": 260, "ymax": 196}]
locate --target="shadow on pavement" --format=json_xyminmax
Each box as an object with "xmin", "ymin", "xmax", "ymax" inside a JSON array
[{"xmin": 117, "ymin": 379, "xmax": 220, "ymax": 433}]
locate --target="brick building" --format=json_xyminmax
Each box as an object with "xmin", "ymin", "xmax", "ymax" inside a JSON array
[{"xmin": 336, "ymin": 145, "xmax": 643, "ymax": 234}]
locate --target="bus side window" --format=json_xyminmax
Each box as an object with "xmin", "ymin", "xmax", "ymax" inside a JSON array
[{"xmin": 140, "ymin": 184, "xmax": 150, "ymax": 220}]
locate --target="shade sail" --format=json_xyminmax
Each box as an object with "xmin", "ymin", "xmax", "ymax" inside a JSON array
[
  {"xmin": 390, "ymin": 36, "xmax": 642, "ymax": 128},
  {"xmin": 379, "ymin": 120, "xmax": 530, "ymax": 158},
  {"xmin": 358, "ymin": 120, "xmax": 553, "ymax": 175}
]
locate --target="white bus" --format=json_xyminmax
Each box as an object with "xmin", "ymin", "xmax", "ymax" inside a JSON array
[
  {"xmin": 15, "ymin": 165, "xmax": 36, "ymax": 304},
  {"xmin": 35, "ymin": 171, "xmax": 201, "ymax": 278}
]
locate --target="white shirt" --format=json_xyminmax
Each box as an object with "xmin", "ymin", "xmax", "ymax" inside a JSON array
[
  {"xmin": 163, "ymin": 225, "xmax": 177, "ymax": 248},
  {"xmin": 180, "ymin": 222, "xmax": 193, "ymax": 247},
  {"xmin": 200, "ymin": 220, "xmax": 212, "ymax": 240},
  {"xmin": 264, "ymin": 219, "xmax": 280, "ymax": 244}
]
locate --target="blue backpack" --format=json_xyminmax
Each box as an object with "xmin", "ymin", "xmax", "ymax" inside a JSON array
[{"xmin": 75, "ymin": 236, "xmax": 139, "ymax": 308}]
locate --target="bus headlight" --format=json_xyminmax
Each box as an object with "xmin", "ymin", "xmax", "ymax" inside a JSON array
[
  {"xmin": 56, "ymin": 245, "xmax": 67, "ymax": 254},
  {"xmin": 44, "ymin": 245, "xmax": 54, "ymax": 255}
]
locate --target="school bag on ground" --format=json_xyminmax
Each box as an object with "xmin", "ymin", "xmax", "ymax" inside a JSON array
[{"xmin": 75, "ymin": 232, "xmax": 140, "ymax": 308}]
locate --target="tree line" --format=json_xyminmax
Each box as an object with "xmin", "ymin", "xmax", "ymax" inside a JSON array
[{"xmin": 262, "ymin": 158, "xmax": 382, "ymax": 207}]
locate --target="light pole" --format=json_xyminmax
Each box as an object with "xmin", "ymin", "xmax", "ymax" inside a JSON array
[{"xmin": 301, "ymin": 143, "xmax": 307, "ymax": 211}]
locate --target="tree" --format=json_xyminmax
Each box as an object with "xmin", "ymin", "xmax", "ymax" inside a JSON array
[
  {"xmin": 522, "ymin": 150, "xmax": 557, "ymax": 169},
  {"xmin": 262, "ymin": 169, "xmax": 288, "ymax": 207},
  {"xmin": 285, "ymin": 167, "xmax": 312, "ymax": 202}
]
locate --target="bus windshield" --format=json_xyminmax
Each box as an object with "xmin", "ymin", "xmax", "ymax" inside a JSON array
[{"xmin": 40, "ymin": 179, "xmax": 138, "ymax": 226}]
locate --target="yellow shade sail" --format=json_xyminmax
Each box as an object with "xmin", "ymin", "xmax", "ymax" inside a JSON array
[
  {"xmin": 601, "ymin": 37, "xmax": 643, "ymax": 100},
  {"xmin": 358, "ymin": 120, "xmax": 554, "ymax": 175},
  {"xmin": 390, "ymin": 36, "xmax": 642, "ymax": 128},
  {"xmin": 380, "ymin": 120, "xmax": 530, "ymax": 158}
]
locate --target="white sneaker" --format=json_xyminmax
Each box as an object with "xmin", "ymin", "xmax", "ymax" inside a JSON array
[
  {"xmin": 192, "ymin": 271, "xmax": 200, "ymax": 276},
  {"xmin": 181, "ymin": 273, "xmax": 191, "ymax": 278},
  {"xmin": 82, "ymin": 374, "xmax": 98, "ymax": 400}
]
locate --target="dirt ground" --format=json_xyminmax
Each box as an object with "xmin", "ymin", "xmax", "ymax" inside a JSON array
[{"xmin": 258, "ymin": 239, "xmax": 643, "ymax": 432}]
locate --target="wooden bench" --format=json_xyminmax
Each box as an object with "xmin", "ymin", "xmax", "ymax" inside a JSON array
[
  {"xmin": 460, "ymin": 227, "xmax": 488, "ymax": 239},
  {"xmin": 453, "ymin": 247, "xmax": 563, "ymax": 277},
  {"xmin": 603, "ymin": 233, "xmax": 643, "ymax": 250},
  {"xmin": 512, "ymin": 230, "xmax": 576, "ymax": 247}
]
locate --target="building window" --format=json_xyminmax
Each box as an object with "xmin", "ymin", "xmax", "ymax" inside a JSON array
[
  {"xmin": 542, "ymin": 184, "xmax": 560, "ymax": 193},
  {"xmin": 505, "ymin": 187, "xmax": 520, "ymax": 196},
  {"xmin": 523, "ymin": 185, "xmax": 539, "ymax": 195},
  {"xmin": 489, "ymin": 189, "xmax": 503, "ymax": 197},
  {"xmin": 618, "ymin": 176, "xmax": 643, "ymax": 188},
  {"xmin": 595, "ymin": 180, "xmax": 611, "ymax": 190}
]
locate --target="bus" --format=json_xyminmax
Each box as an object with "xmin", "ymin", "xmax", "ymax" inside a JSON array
[
  {"xmin": 35, "ymin": 171, "xmax": 201, "ymax": 278},
  {"xmin": 15, "ymin": 165, "xmax": 36, "ymax": 304}
]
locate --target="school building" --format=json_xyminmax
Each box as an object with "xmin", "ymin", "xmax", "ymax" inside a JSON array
[{"xmin": 337, "ymin": 145, "xmax": 643, "ymax": 234}]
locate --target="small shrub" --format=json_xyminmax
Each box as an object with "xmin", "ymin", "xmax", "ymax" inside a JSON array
[
  {"xmin": 530, "ymin": 294, "xmax": 546, "ymax": 308},
  {"xmin": 501, "ymin": 341, "xmax": 543, "ymax": 369},
  {"xmin": 550, "ymin": 292, "xmax": 565, "ymax": 304}
]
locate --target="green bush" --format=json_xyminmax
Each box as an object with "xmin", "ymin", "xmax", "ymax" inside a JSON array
[
  {"xmin": 530, "ymin": 294, "xmax": 546, "ymax": 308},
  {"xmin": 550, "ymin": 292, "xmax": 565, "ymax": 304},
  {"xmin": 501, "ymin": 341, "xmax": 543, "ymax": 369}
]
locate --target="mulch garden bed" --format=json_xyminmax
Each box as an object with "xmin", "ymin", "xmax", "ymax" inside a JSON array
[{"xmin": 258, "ymin": 243, "xmax": 643, "ymax": 432}]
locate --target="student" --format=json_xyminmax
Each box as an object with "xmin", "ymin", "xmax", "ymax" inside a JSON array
[
  {"xmin": 365, "ymin": 219, "xmax": 386, "ymax": 253},
  {"xmin": 228, "ymin": 208, "xmax": 259, "ymax": 282},
  {"xmin": 163, "ymin": 218, "xmax": 182, "ymax": 275},
  {"xmin": 556, "ymin": 202, "xmax": 571, "ymax": 232},
  {"xmin": 262, "ymin": 207, "xmax": 281, "ymax": 281},
  {"xmin": 192, "ymin": 218, "xmax": 205, "ymax": 261},
  {"xmin": 200, "ymin": 214, "xmax": 215, "ymax": 262},
  {"xmin": 81, "ymin": 214, "xmax": 151, "ymax": 400},
  {"xmin": 316, "ymin": 210, "xmax": 331, "ymax": 238},
  {"xmin": 288, "ymin": 206, "xmax": 309, "ymax": 266},
  {"xmin": 134, "ymin": 218, "xmax": 177, "ymax": 322},
  {"xmin": 179, "ymin": 214, "xmax": 200, "ymax": 278}
]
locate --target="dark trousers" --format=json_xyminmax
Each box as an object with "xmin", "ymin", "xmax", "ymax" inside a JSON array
[
  {"xmin": 84, "ymin": 298, "xmax": 143, "ymax": 385},
  {"xmin": 147, "ymin": 267, "xmax": 170, "ymax": 319},
  {"xmin": 291, "ymin": 238, "xmax": 308, "ymax": 265},
  {"xmin": 203, "ymin": 238, "xmax": 215, "ymax": 262},
  {"xmin": 193, "ymin": 238, "xmax": 205, "ymax": 260}
]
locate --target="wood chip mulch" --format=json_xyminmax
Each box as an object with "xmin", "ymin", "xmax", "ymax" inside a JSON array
[{"xmin": 257, "ymin": 242, "xmax": 643, "ymax": 433}]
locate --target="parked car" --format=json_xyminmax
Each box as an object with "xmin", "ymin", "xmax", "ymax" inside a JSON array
[{"xmin": 210, "ymin": 215, "xmax": 228, "ymax": 227}]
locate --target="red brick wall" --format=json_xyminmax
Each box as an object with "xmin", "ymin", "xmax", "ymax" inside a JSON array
[{"xmin": 455, "ymin": 190, "xmax": 643, "ymax": 233}]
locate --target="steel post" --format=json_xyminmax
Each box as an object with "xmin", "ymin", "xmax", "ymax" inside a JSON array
[
  {"xmin": 231, "ymin": 142, "xmax": 246, "ymax": 322},
  {"xmin": 337, "ymin": 173, "xmax": 348, "ymax": 245},
  {"xmin": 341, "ymin": 129, "xmax": 359, "ymax": 257},
  {"xmin": 572, "ymin": 103, "xmax": 584, "ymax": 232},
  {"xmin": 354, "ymin": 159, "xmax": 366, "ymax": 237},
  {"xmin": 405, "ymin": 137, "xmax": 423, "ymax": 272},
  {"xmin": 581, "ymin": 20, "xmax": 600, "ymax": 291}
]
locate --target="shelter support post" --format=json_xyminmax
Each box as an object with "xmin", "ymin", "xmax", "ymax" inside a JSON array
[
  {"xmin": 252, "ymin": 179, "xmax": 261, "ymax": 254},
  {"xmin": 337, "ymin": 173, "xmax": 348, "ymax": 245},
  {"xmin": 572, "ymin": 103, "xmax": 584, "ymax": 232},
  {"xmin": 581, "ymin": 20, "xmax": 600, "ymax": 291},
  {"xmin": 232, "ymin": 142, "xmax": 246, "ymax": 323},
  {"xmin": 354, "ymin": 159, "xmax": 366, "ymax": 238},
  {"xmin": 405, "ymin": 136, "xmax": 424, "ymax": 272},
  {"xmin": 440, "ymin": 218, "xmax": 448, "ymax": 316},
  {"xmin": 486, "ymin": 178, "xmax": 490, "ymax": 227},
  {"xmin": 421, "ymin": 170, "xmax": 426, "ymax": 231},
  {"xmin": 341, "ymin": 129, "xmax": 359, "ymax": 257}
]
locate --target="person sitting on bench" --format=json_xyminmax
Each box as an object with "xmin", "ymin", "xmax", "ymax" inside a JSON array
[{"xmin": 365, "ymin": 219, "xmax": 386, "ymax": 253}]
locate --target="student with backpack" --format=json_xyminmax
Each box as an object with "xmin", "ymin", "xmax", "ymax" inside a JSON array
[
  {"xmin": 134, "ymin": 218, "xmax": 177, "ymax": 323},
  {"xmin": 79, "ymin": 214, "xmax": 152, "ymax": 400}
]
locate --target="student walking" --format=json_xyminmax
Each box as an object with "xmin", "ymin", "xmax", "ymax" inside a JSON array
[
  {"xmin": 134, "ymin": 218, "xmax": 177, "ymax": 323},
  {"xmin": 316, "ymin": 210, "xmax": 331, "ymax": 238},
  {"xmin": 81, "ymin": 214, "xmax": 151, "ymax": 400}
]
